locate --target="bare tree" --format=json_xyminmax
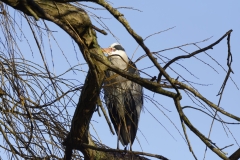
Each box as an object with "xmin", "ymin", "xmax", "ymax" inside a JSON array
[{"xmin": 0, "ymin": 1, "xmax": 239, "ymax": 160}]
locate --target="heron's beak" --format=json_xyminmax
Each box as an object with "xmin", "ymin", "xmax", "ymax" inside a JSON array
[
  {"xmin": 102, "ymin": 48, "xmax": 113, "ymax": 53},
  {"xmin": 102, "ymin": 48, "xmax": 114, "ymax": 57}
]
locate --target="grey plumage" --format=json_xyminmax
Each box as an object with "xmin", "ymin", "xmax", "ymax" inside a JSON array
[{"xmin": 103, "ymin": 43, "xmax": 143, "ymax": 150}]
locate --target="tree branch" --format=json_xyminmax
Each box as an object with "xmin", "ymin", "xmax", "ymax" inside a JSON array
[{"xmin": 158, "ymin": 30, "xmax": 233, "ymax": 82}]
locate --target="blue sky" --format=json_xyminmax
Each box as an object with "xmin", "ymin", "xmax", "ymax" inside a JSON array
[
  {"xmin": 89, "ymin": 1, "xmax": 240, "ymax": 160},
  {"xmin": 1, "ymin": 1, "xmax": 240, "ymax": 160}
]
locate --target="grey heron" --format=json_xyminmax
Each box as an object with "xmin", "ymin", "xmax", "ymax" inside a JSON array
[{"xmin": 102, "ymin": 43, "xmax": 143, "ymax": 150}]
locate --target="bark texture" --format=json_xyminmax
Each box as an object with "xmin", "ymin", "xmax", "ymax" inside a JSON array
[{"xmin": 1, "ymin": 0, "xmax": 108, "ymax": 159}]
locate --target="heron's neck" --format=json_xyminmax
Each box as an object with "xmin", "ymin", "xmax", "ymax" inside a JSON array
[
  {"xmin": 110, "ymin": 50, "xmax": 129, "ymax": 69},
  {"xmin": 111, "ymin": 51, "xmax": 128, "ymax": 62}
]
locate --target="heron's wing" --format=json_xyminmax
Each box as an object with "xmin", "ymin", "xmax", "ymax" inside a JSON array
[
  {"xmin": 103, "ymin": 59, "xmax": 143, "ymax": 146},
  {"xmin": 127, "ymin": 60, "xmax": 143, "ymax": 108},
  {"xmin": 125, "ymin": 60, "xmax": 143, "ymax": 144}
]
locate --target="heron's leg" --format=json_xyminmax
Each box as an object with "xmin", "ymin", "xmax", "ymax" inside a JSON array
[
  {"xmin": 128, "ymin": 126, "xmax": 133, "ymax": 160},
  {"xmin": 117, "ymin": 124, "xmax": 121, "ymax": 149},
  {"xmin": 127, "ymin": 125, "xmax": 132, "ymax": 151}
]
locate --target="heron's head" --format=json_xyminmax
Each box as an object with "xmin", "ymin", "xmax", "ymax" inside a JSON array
[
  {"xmin": 109, "ymin": 43, "xmax": 125, "ymax": 52},
  {"xmin": 102, "ymin": 43, "xmax": 129, "ymax": 64}
]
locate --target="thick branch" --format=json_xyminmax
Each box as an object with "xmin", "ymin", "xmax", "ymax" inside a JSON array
[
  {"xmin": 229, "ymin": 148, "xmax": 240, "ymax": 160},
  {"xmin": 175, "ymin": 80, "xmax": 240, "ymax": 122},
  {"xmin": 174, "ymin": 98, "xmax": 229, "ymax": 160},
  {"xmin": 91, "ymin": 53, "xmax": 178, "ymax": 98},
  {"xmin": 1, "ymin": 0, "xmax": 109, "ymax": 159}
]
